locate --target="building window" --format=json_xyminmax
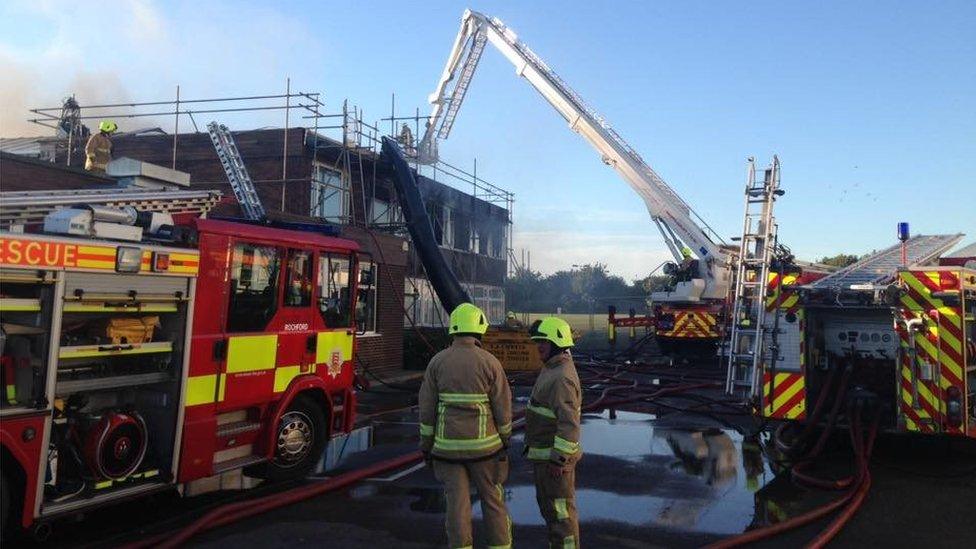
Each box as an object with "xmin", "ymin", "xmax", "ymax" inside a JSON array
[
  {"xmin": 489, "ymin": 225, "xmax": 507, "ymax": 259},
  {"xmin": 442, "ymin": 206, "xmax": 454, "ymax": 248},
  {"xmin": 453, "ymin": 213, "xmax": 471, "ymax": 252},
  {"xmin": 371, "ymin": 198, "xmax": 401, "ymax": 226},
  {"xmin": 284, "ymin": 250, "xmax": 312, "ymax": 307},
  {"xmin": 311, "ymin": 163, "xmax": 348, "ymax": 223},
  {"xmin": 227, "ymin": 243, "xmax": 281, "ymax": 332},
  {"xmin": 317, "ymin": 253, "xmax": 353, "ymax": 328},
  {"xmin": 403, "ymin": 278, "xmax": 505, "ymax": 327},
  {"xmin": 356, "ymin": 259, "xmax": 378, "ymax": 333}
]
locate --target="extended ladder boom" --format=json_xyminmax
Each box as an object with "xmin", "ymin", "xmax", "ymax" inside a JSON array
[{"xmin": 418, "ymin": 10, "xmax": 729, "ymax": 299}]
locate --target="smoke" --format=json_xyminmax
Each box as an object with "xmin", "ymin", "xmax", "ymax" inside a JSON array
[{"xmin": 0, "ymin": 53, "xmax": 51, "ymax": 137}]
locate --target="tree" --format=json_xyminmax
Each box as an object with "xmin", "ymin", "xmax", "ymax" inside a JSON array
[{"xmin": 819, "ymin": 253, "xmax": 860, "ymax": 268}]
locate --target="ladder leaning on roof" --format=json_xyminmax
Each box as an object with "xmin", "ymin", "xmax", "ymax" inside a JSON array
[
  {"xmin": 725, "ymin": 157, "xmax": 783, "ymax": 396},
  {"xmin": 206, "ymin": 121, "xmax": 266, "ymax": 222}
]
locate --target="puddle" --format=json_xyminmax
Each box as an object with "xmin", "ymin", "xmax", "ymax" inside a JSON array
[
  {"xmin": 474, "ymin": 410, "xmax": 772, "ymax": 535},
  {"xmin": 352, "ymin": 402, "xmax": 776, "ymax": 538}
]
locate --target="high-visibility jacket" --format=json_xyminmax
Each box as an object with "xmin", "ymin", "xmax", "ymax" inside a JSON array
[
  {"xmin": 84, "ymin": 132, "xmax": 113, "ymax": 172},
  {"xmin": 524, "ymin": 352, "xmax": 582, "ymax": 466},
  {"xmin": 419, "ymin": 337, "xmax": 512, "ymax": 461}
]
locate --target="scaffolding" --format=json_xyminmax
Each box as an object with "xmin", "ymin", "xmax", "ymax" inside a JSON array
[{"xmin": 23, "ymin": 84, "xmax": 518, "ymax": 281}]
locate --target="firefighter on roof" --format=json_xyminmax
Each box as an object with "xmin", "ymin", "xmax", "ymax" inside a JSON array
[
  {"xmin": 525, "ymin": 316, "xmax": 582, "ymax": 549},
  {"xmin": 418, "ymin": 302, "xmax": 513, "ymax": 549},
  {"xmin": 85, "ymin": 120, "xmax": 117, "ymax": 173}
]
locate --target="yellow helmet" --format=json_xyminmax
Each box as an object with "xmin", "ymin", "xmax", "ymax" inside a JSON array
[
  {"xmin": 99, "ymin": 120, "xmax": 118, "ymax": 133},
  {"xmin": 529, "ymin": 317, "xmax": 574, "ymax": 348},
  {"xmin": 681, "ymin": 246, "xmax": 693, "ymax": 259},
  {"xmin": 506, "ymin": 311, "xmax": 516, "ymax": 319},
  {"xmin": 448, "ymin": 303, "xmax": 488, "ymax": 335}
]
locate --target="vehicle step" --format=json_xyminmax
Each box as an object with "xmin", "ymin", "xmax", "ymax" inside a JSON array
[
  {"xmin": 213, "ymin": 454, "xmax": 266, "ymax": 474},
  {"xmin": 217, "ymin": 421, "xmax": 263, "ymax": 438}
]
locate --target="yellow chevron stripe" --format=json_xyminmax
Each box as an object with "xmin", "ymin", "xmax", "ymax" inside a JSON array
[
  {"xmin": 916, "ymin": 381, "xmax": 940, "ymax": 415},
  {"xmin": 772, "ymin": 376, "xmax": 804, "ymax": 411},
  {"xmin": 783, "ymin": 399, "xmax": 806, "ymax": 419}
]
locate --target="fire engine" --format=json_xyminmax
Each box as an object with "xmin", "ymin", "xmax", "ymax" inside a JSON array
[
  {"xmin": 0, "ymin": 189, "xmax": 364, "ymax": 537},
  {"xmin": 750, "ymin": 231, "xmax": 975, "ymax": 437}
]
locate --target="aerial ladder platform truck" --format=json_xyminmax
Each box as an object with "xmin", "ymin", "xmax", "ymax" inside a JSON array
[{"xmin": 415, "ymin": 9, "xmax": 780, "ymax": 354}]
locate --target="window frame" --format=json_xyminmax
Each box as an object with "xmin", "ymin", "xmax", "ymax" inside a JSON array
[
  {"xmin": 315, "ymin": 250, "xmax": 356, "ymax": 329},
  {"xmin": 283, "ymin": 249, "xmax": 313, "ymax": 308},
  {"xmin": 355, "ymin": 257, "xmax": 378, "ymax": 335},
  {"xmin": 225, "ymin": 241, "xmax": 283, "ymax": 334},
  {"xmin": 311, "ymin": 162, "xmax": 350, "ymax": 224}
]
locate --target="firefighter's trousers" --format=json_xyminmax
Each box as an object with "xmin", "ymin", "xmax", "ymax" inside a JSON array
[
  {"xmin": 533, "ymin": 462, "xmax": 580, "ymax": 549},
  {"xmin": 433, "ymin": 454, "xmax": 512, "ymax": 549}
]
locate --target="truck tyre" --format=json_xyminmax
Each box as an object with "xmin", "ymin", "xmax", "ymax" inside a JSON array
[{"xmin": 252, "ymin": 395, "xmax": 327, "ymax": 481}]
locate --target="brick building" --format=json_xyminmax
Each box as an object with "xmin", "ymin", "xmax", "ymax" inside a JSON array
[{"xmin": 2, "ymin": 116, "xmax": 512, "ymax": 376}]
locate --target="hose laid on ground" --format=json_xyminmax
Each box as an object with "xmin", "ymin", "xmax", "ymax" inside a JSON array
[
  {"xmin": 122, "ymin": 366, "xmax": 711, "ymax": 547},
  {"xmin": 705, "ymin": 402, "xmax": 881, "ymax": 549},
  {"xmin": 122, "ymin": 452, "xmax": 422, "ymax": 549}
]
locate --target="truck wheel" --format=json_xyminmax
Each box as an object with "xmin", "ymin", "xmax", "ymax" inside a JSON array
[{"xmin": 254, "ymin": 395, "xmax": 327, "ymax": 481}]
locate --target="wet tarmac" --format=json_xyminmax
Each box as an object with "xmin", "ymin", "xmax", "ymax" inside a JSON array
[{"xmin": 25, "ymin": 385, "xmax": 976, "ymax": 548}]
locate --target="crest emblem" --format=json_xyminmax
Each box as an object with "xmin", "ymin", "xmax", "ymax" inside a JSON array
[{"xmin": 328, "ymin": 350, "xmax": 343, "ymax": 376}]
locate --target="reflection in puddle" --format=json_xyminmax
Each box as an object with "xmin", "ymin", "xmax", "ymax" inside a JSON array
[{"xmin": 471, "ymin": 410, "xmax": 771, "ymax": 535}]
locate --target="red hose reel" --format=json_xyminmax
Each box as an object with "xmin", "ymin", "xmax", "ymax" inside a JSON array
[{"xmin": 82, "ymin": 410, "xmax": 149, "ymax": 480}]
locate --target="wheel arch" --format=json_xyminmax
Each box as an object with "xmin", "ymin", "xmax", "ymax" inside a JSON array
[{"xmin": 263, "ymin": 375, "xmax": 333, "ymax": 457}]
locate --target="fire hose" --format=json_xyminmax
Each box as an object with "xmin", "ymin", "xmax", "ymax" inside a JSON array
[
  {"xmin": 123, "ymin": 372, "xmax": 714, "ymax": 548},
  {"xmin": 705, "ymin": 400, "xmax": 882, "ymax": 549}
]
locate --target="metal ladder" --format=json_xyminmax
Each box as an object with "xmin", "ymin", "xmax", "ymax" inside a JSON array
[
  {"xmin": 207, "ymin": 122, "xmax": 266, "ymax": 221},
  {"xmin": 0, "ymin": 187, "xmax": 222, "ymax": 228},
  {"xmin": 725, "ymin": 156, "xmax": 782, "ymax": 396}
]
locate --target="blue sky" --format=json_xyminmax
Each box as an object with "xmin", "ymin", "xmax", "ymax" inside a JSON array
[{"xmin": 2, "ymin": 1, "xmax": 973, "ymax": 280}]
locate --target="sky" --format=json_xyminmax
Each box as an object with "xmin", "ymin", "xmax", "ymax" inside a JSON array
[{"xmin": 1, "ymin": 0, "xmax": 973, "ymax": 280}]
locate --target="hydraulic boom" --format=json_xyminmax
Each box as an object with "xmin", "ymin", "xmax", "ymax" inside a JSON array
[{"xmin": 418, "ymin": 9, "xmax": 730, "ymax": 302}]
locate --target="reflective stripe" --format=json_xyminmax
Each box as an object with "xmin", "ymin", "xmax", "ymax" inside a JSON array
[
  {"xmin": 419, "ymin": 423, "xmax": 434, "ymax": 436},
  {"xmin": 528, "ymin": 403, "xmax": 556, "ymax": 418},
  {"xmin": 563, "ymin": 535, "xmax": 576, "ymax": 549},
  {"xmin": 185, "ymin": 374, "xmax": 217, "ymax": 406},
  {"xmin": 478, "ymin": 403, "xmax": 487, "ymax": 439},
  {"xmin": 439, "ymin": 392, "xmax": 489, "ymax": 403},
  {"xmin": 526, "ymin": 446, "xmax": 551, "ymax": 460},
  {"xmin": 316, "ymin": 331, "xmax": 353, "ymax": 365},
  {"xmin": 433, "ymin": 433, "xmax": 502, "ymax": 451},
  {"xmin": 553, "ymin": 436, "xmax": 580, "ymax": 455},
  {"xmin": 226, "ymin": 335, "xmax": 278, "ymax": 373},
  {"xmin": 498, "ymin": 422, "xmax": 512, "ymax": 436},
  {"xmin": 554, "ymin": 498, "xmax": 569, "ymax": 520},
  {"xmin": 5, "ymin": 384, "xmax": 16, "ymax": 404},
  {"xmin": 274, "ymin": 364, "xmax": 308, "ymax": 393},
  {"xmin": 437, "ymin": 402, "xmax": 447, "ymax": 438}
]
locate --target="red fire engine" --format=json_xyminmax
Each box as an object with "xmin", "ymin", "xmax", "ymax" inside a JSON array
[
  {"xmin": 0, "ymin": 201, "xmax": 363, "ymax": 537},
  {"xmin": 754, "ymin": 234, "xmax": 975, "ymax": 438}
]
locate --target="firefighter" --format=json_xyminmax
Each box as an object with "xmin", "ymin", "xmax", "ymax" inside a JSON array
[
  {"xmin": 504, "ymin": 310, "xmax": 523, "ymax": 329},
  {"xmin": 419, "ymin": 302, "xmax": 513, "ymax": 549},
  {"xmin": 85, "ymin": 120, "xmax": 117, "ymax": 173},
  {"xmin": 525, "ymin": 316, "xmax": 582, "ymax": 549}
]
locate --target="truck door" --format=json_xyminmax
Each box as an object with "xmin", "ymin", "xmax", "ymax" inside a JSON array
[
  {"xmin": 314, "ymin": 252, "xmax": 355, "ymax": 385},
  {"xmin": 272, "ymin": 249, "xmax": 317, "ymax": 394},
  {"xmin": 218, "ymin": 241, "xmax": 283, "ymax": 411}
]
